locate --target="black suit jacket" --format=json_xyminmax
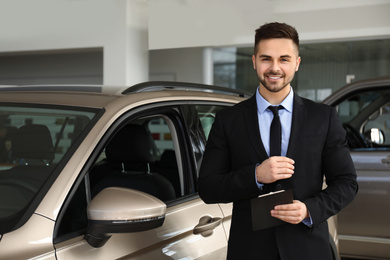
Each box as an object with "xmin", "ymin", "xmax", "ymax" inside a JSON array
[{"xmin": 199, "ymin": 93, "xmax": 358, "ymax": 260}]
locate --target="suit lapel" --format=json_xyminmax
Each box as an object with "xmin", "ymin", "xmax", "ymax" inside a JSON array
[
  {"xmin": 243, "ymin": 93, "xmax": 306, "ymax": 161},
  {"xmin": 243, "ymin": 92, "xmax": 307, "ymax": 191},
  {"xmin": 286, "ymin": 93, "xmax": 306, "ymax": 159},
  {"xmin": 244, "ymin": 95, "xmax": 268, "ymax": 160}
]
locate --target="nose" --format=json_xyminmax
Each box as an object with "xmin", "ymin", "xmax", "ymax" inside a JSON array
[{"xmin": 269, "ymin": 60, "xmax": 281, "ymax": 73}]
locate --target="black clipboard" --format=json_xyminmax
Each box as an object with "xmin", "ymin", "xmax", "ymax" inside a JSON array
[{"xmin": 251, "ymin": 189, "xmax": 293, "ymax": 231}]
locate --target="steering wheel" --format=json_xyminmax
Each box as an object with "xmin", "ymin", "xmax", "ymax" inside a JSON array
[{"xmin": 343, "ymin": 124, "xmax": 368, "ymax": 149}]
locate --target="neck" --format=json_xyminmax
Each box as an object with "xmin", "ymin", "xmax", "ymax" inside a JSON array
[{"xmin": 258, "ymin": 85, "xmax": 291, "ymax": 105}]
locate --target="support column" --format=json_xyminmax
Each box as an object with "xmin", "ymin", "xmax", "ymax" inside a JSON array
[{"xmin": 104, "ymin": 0, "xmax": 148, "ymax": 87}]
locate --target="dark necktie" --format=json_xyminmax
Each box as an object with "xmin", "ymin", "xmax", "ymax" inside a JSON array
[{"xmin": 268, "ymin": 105, "xmax": 283, "ymax": 157}]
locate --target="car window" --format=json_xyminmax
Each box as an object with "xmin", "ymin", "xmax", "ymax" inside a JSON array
[
  {"xmin": 55, "ymin": 103, "xmax": 232, "ymax": 243},
  {"xmin": 0, "ymin": 104, "xmax": 100, "ymax": 234},
  {"xmin": 335, "ymin": 88, "xmax": 390, "ymax": 149},
  {"xmin": 181, "ymin": 104, "xmax": 229, "ymax": 177},
  {"xmin": 337, "ymin": 91, "xmax": 381, "ymax": 124},
  {"xmin": 89, "ymin": 115, "xmax": 181, "ymax": 201},
  {"xmin": 195, "ymin": 105, "xmax": 226, "ymax": 140},
  {"xmin": 55, "ymin": 108, "xmax": 188, "ymax": 241},
  {"xmin": 362, "ymin": 102, "xmax": 390, "ymax": 145}
]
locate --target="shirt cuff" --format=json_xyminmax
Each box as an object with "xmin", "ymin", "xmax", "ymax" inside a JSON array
[
  {"xmin": 302, "ymin": 211, "xmax": 313, "ymax": 227},
  {"xmin": 255, "ymin": 163, "xmax": 264, "ymax": 190}
]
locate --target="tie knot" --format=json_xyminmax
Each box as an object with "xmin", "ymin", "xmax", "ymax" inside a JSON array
[{"xmin": 268, "ymin": 105, "xmax": 283, "ymax": 116}]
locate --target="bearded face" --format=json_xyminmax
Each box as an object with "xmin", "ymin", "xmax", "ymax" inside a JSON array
[{"xmin": 252, "ymin": 38, "xmax": 301, "ymax": 94}]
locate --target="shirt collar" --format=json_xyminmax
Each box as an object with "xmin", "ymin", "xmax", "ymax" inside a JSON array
[{"xmin": 256, "ymin": 86, "xmax": 294, "ymax": 114}]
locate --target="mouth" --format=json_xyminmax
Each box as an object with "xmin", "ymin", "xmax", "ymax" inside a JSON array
[{"xmin": 266, "ymin": 75, "xmax": 283, "ymax": 81}]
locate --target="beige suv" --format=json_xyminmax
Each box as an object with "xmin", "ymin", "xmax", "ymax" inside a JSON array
[{"xmin": 0, "ymin": 82, "xmax": 338, "ymax": 259}]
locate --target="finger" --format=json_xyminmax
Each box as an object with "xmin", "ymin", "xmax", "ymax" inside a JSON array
[
  {"xmin": 271, "ymin": 213, "xmax": 303, "ymax": 224},
  {"xmin": 270, "ymin": 156, "xmax": 295, "ymax": 165},
  {"xmin": 275, "ymin": 173, "xmax": 293, "ymax": 181},
  {"xmin": 272, "ymin": 168, "xmax": 294, "ymax": 181},
  {"xmin": 274, "ymin": 203, "xmax": 298, "ymax": 210},
  {"xmin": 270, "ymin": 159, "xmax": 295, "ymax": 174},
  {"xmin": 271, "ymin": 208, "xmax": 304, "ymax": 224},
  {"xmin": 269, "ymin": 162, "xmax": 294, "ymax": 174},
  {"xmin": 275, "ymin": 200, "xmax": 306, "ymax": 211}
]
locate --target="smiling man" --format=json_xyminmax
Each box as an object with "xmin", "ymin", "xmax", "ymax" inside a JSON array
[{"xmin": 199, "ymin": 22, "xmax": 358, "ymax": 260}]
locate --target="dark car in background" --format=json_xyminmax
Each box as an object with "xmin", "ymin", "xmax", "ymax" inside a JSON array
[{"xmin": 323, "ymin": 76, "xmax": 390, "ymax": 259}]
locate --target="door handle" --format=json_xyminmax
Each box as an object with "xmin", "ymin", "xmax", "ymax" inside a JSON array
[
  {"xmin": 381, "ymin": 155, "xmax": 390, "ymax": 165},
  {"xmin": 193, "ymin": 215, "xmax": 222, "ymax": 237}
]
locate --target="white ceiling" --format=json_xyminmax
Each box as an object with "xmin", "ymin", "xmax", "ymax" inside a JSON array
[{"xmin": 148, "ymin": 0, "xmax": 390, "ymax": 49}]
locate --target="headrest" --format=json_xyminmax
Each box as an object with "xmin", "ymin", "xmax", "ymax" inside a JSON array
[
  {"xmin": 160, "ymin": 149, "xmax": 177, "ymax": 168},
  {"xmin": 105, "ymin": 124, "xmax": 156, "ymax": 164},
  {"xmin": 13, "ymin": 124, "xmax": 54, "ymax": 161}
]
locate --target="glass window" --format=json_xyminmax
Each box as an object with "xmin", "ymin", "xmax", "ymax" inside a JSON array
[
  {"xmin": 195, "ymin": 105, "xmax": 226, "ymax": 140},
  {"xmin": 214, "ymin": 39, "xmax": 390, "ymax": 102},
  {"xmin": 0, "ymin": 104, "xmax": 100, "ymax": 234},
  {"xmin": 89, "ymin": 115, "xmax": 182, "ymax": 201},
  {"xmin": 57, "ymin": 112, "xmax": 185, "ymax": 240},
  {"xmin": 335, "ymin": 88, "xmax": 390, "ymax": 149},
  {"xmin": 182, "ymin": 104, "xmax": 229, "ymax": 176},
  {"xmin": 55, "ymin": 104, "xmax": 232, "ymax": 241},
  {"xmin": 336, "ymin": 91, "xmax": 381, "ymax": 124},
  {"xmin": 363, "ymin": 102, "xmax": 390, "ymax": 146}
]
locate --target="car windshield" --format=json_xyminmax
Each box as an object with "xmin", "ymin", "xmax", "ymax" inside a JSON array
[{"xmin": 0, "ymin": 104, "xmax": 100, "ymax": 234}]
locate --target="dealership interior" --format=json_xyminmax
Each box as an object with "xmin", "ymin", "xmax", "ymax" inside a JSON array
[
  {"xmin": 0, "ymin": 1, "xmax": 389, "ymax": 259},
  {"xmin": 0, "ymin": 0, "xmax": 389, "ymax": 103}
]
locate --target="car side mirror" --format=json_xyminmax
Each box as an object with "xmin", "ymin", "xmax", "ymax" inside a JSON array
[
  {"xmin": 85, "ymin": 187, "xmax": 166, "ymax": 248},
  {"xmin": 365, "ymin": 128, "xmax": 385, "ymax": 145}
]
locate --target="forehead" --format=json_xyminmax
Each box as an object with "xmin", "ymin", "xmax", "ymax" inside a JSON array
[{"xmin": 256, "ymin": 38, "xmax": 299, "ymax": 56}]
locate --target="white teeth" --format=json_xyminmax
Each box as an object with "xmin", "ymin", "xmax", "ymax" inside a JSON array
[{"xmin": 269, "ymin": 76, "xmax": 281, "ymax": 79}]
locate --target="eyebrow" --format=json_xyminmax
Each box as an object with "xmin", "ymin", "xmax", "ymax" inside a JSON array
[{"xmin": 259, "ymin": 54, "xmax": 292, "ymax": 59}]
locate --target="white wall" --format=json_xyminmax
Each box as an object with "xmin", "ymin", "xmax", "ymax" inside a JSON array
[
  {"xmin": 148, "ymin": 0, "xmax": 390, "ymax": 86},
  {"xmin": 0, "ymin": 0, "xmax": 148, "ymax": 86},
  {"xmin": 149, "ymin": 0, "xmax": 390, "ymax": 49},
  {"xmin": 149, "ymin": 47, "xmax": 213, "ymax": 85}
]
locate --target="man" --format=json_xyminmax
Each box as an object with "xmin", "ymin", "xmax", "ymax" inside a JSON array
[{"xmin": 198, "ymin": 22, "xmax": 358, "ymax": 260}]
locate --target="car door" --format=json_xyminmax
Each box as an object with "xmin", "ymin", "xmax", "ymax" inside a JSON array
[
  {"xmin": 53, "ymin": 103, "xmax": 230, "ymax": 259},
  {"xmin": 328, "ymin": 87, "xmax": 390, "ymax": 258},
  {"xmin": 181, "ymin": 103, "xmax": 234, "ymax": 238}
]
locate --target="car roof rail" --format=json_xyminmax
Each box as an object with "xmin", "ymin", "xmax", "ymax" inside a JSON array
[
  {"xmin": 122, "ymin": 81, "xmax": 252, "ymax": 98},
  {"xmin": 0, "ymin": 85, "xmax": 103, "ymax": 93}
]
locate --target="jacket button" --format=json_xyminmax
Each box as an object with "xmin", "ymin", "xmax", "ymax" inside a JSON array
[{"xmin": 276, "ymin": 184, "xmax": 282, "ymax": 191}]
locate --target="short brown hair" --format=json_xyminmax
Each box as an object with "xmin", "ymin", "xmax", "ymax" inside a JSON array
[{"xmin": 254, "ymin": 22, "xmax": 299, "ymax": 54}]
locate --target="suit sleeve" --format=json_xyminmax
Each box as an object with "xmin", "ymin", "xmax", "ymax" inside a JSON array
[
  {"xmin": 303, "ymin": 107, "xmax": 358, "ymax": 226},
  {"xmin": 198, "ymin": 112, "xmax": 261, "ymax": 204}
]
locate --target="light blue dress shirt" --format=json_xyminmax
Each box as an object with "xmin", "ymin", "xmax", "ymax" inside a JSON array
[
  {"xmin": 254, "ymin": 86, "xmax": 313, "ymax": 226},
  {"xmin": 256, "ymin": 87, "xmax": 294, "ymax": 157},
  {"xmin": 254, "ymin": 86, "xmax": 294, "ymax": 191}
]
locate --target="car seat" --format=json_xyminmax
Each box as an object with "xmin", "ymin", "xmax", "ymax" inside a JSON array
[
  {"xmin": 91, "ymin": 124, "xmax": 176, "ymax": 202},
  {"xmin": 0, "ymin": 124, "xmax": 55, "ymax": 216},
  {"xmin": 13, "ymin": 124, "xmax": 55, "ymax": 165}
]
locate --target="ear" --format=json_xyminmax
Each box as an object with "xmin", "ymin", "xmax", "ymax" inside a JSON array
[
  {"xmin": 295, "ymin": 56, "xmax": 301, "ymax": 72},
  {"xmin": 252, "ymin": 54, "xmax": 256, "ymax": 70}
]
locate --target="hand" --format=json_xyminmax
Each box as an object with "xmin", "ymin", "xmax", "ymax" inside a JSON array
[
  {"xmin": 256, "ymin": 156, "xmax": 294, "ymax": 184},
  {"xmin": 270, "ymin": 200, "xmax": 309, "ymax": 224}
]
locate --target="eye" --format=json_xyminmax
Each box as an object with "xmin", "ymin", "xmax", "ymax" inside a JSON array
[{"xmin": 280, "ymin": 56, "xmax": 292, "ymax": 63}]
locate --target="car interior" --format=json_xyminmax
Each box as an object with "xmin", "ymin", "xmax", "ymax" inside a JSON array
[
  {"xmin": 0, "ymin": 106, "xmax": 97, "ymax": 234},
  {"xmin": 0, "ymin": 124, "xmax": 55, "ymax": 222},
  {"xmin": 90, "ymin": 123, "xmax": 177, "ymax": 201},
  {"xmin": 337, "ymin": 88, "xmax": 390, "ymax": 150},
  {"xmin": 89, "ymin": 115, "xmax": 184, "ymax": 204}
]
